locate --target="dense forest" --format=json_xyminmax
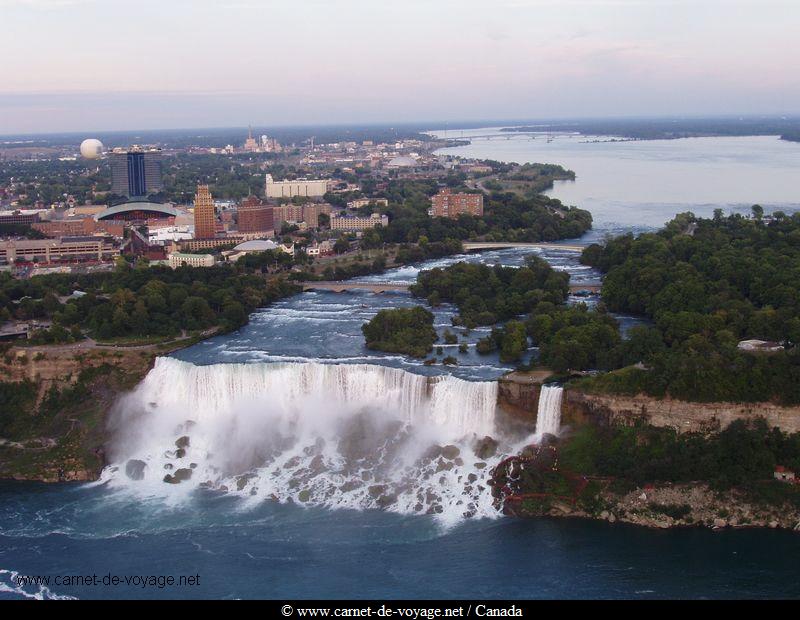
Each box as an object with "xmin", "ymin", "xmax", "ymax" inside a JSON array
[{"xmin": 578, "ymin": 210, "xmax": 800, "ymax": 404}]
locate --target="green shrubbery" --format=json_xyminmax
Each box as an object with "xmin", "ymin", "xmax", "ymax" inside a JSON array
[{"xmin": 560, "ymin": 419, "xmax": 800, "ymax": 490}]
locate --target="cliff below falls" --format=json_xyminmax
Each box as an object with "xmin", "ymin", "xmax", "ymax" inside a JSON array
[
  {"xmin": 0, "ymin": 346, "xmax": 157, "ymax": 482},
  {"xmin": 497, "ymin": 371, "xmax": 800, "ymax": 434}
]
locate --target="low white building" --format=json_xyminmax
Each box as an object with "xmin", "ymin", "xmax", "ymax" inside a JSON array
[
  {"xmin": 265, "ymin": 174, "xmax": 329, "ymax": 198},
  {"xmin": 168, "ymin": 252, "xmax": 215, "ymax": 269},
  {"xmin": 148, "ymin": 226, "xmax": 194, "ymax": 243},
  {"xmin": 226, "ymin": 239, "xmax": 295, "ymax": 261},
  {"xmin": 737, "ymin": 339, "xmax": 784, "ymax": 353}
]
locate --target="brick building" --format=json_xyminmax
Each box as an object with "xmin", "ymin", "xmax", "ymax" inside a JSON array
[
  {"xmin": 237, "ymin": 197, "xmax": 274, "ymax": 235},
  {"xmin": 429, "ymin": 189, "xmax": 484, "ymax": 219}
]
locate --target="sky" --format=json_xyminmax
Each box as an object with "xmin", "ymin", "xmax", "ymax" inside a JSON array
[{"xmin": 1, "ymin": 0, "xmax": 799, "ymax": 133}]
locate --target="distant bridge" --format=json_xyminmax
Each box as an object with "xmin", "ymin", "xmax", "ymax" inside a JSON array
[
  {"xmin": 301, "ymin": 281, "xmax": 600, "ymax": 295},
  {"xmin": 301, "ymin": 281, "xmax": 411, "ymax": 294},
  {"xmin": 462, "ymin": 242, "xmax": 587, "ymax": 253}
]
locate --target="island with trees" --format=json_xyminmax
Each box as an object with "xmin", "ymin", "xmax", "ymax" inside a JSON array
[{"xmin": 361, "ymin": 307, "xmax": 438, "ymax": 358}]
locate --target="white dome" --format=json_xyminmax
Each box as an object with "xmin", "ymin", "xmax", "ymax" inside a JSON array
[
  {"xmin": 387, "ymin": 156, "xmax": 416, "ymax": 168},
  {"xmin": 233, "ymin": 239, "xmax": 279, "ymax": 252},
  {"xmin": 80, "ymin": 138, "xmax": 104, "ymax": 159}
]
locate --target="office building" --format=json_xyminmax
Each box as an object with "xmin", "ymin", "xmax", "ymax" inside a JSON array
[
  {"xmin": 329, "ymin": 213, "xmax": 388, "ymax": 231},
  {"xmin": 299, "ymin": 203, "xmax": 332, "ymax": 228},
  {"xmin": 0, "ymin": 236, "xmax": 120, "ymax": 264},
  {"xmin": 265, "ymin": 174, "xmax": 328, "ymax": 199},
  {"xmin": 193, "ymin": 185, "xmax": 217, "ymax": 239},
  {"xmin": 0, "ymin": 210, "xmax": 41, "ymax": 226}
]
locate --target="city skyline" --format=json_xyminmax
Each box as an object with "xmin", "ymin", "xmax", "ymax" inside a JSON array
[{"xmin": 2, "ymin": 0, "xmax": 799, "ymax": 133}]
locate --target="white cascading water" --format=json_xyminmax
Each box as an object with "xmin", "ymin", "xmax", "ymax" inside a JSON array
[
  {"xmin": 102, "ymin": 357, "xmax": 510, "ymax": 524},
  {"xmin": 534, "ymin": 385, "xmax": 563, "ymax": 438}
]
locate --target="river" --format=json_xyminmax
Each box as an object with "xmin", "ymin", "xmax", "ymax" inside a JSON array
[{"xmin": 2, "ymin": 131, "xmax": 800, "ymax": 600}]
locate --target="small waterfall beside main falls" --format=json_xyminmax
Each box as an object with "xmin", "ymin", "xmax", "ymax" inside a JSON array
[
  {"xmin": 534, "ymin": 385, "xmax": 564, "ymax": 438},
  {"xmin": 103, "ymin": 358, "xmax": 516, "ymax": 523}
]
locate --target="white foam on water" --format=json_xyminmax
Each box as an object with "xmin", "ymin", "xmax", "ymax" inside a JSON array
[
  {"xmin": 104, "ymin": 358, "xmax": 515, "ymax": 524},
  {"xmin": 0, "ymin": 569, "xmax": 77, "ymax": 600}
]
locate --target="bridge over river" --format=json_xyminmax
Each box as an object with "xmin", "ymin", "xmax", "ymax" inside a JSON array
[
  {"xmin": 300, "ymin": 281, "xmax": 601, "ymax": 295},
  {"xmin": 462, "ymin": 241, "xmax": 587, "ymax": 252}
]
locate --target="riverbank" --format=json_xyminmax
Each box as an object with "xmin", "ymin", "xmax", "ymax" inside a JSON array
[
  {"xmin": 0, "ymin": 335, "xmax": 209, "ymax": 482},
  {"xmin": 502, "ymin": 479, "xmax": 800, "ymax": 532}
]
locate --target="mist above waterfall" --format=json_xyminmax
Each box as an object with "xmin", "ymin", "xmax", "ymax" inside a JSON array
[{"xmin": 104, "ymin": 358, "xmax": 518, "ymax": 524}]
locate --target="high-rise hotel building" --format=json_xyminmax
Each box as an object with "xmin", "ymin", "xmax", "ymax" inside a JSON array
[
  {"xmin": 237, "ymin": 196, "xmax": 274, "ymax": 234},
  {"xmin": 193, "ymin": 185, "xmax": 217, "ymax": 239},
  {"xmin": 109, "ymin": 146, "xmax": 164, "ymax": 198}
]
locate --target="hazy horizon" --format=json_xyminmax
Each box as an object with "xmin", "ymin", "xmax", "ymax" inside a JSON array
[{"xmin": 2, "ymin": 0, "xmax": 799, "ymax": 134}]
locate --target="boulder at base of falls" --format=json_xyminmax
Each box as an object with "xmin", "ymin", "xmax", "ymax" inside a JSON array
[
  {"xmin": 368, "ymin": 484, "xmax": 387, "ymax": 499},
  {"xmin": 163, "ymin": 468, "xmax": 193, "ymax": 484},
  {"xmin": 474, "ymin": 436, "xmax": 498, "ymax": 459},
  {"xmin": 441, "ymin": 445, "xmax": 461, "ymax": 460},
  {"xmin": 376, "ymin": 494, "xmax": 398, "ymax": 509},
  {"xmin": 236, "ymin": 474, "xmax": 257, "ymax": 491},
  {"xmin": 125, "ymin": 459, "xmax": 147, "ymax": 481}
]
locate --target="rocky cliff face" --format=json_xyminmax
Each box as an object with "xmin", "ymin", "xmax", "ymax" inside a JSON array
[
  {"xmin": 563, "ymin": 390, "xmax": 800, "ymax": 434},
  {"xmin": 496, "ymin": 370, "xmax": 800, "ymax": 435},
  {"xmin": 0, "ymin": 346, "xmax": 157, "ymax": 482},
  {"xmin": 496, "ymin": 376, "xmax": 540, "ymax": 428}
]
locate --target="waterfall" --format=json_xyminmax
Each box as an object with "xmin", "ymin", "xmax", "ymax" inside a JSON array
[
  {"xmin": 104, "ymin": 358, "xmax": 508, "ymax": 523},
  {"xmin": 535, "ymin": 385, "xmax": 563, "ymax": 438}
]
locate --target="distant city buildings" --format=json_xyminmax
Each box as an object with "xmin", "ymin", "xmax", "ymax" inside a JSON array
[
  {"xmin": 429, "ymin": 189, "xmax": 484, "ymax": 219},
  {"xmin": 243, "ymin": 127, "xmax": 259, "ymax": 152},
  {"xmin": 329, "ymin": 213, "xmax": 388, "ymax": 231},
  {"xmin": 109, "ymin": 146, "xmax": 163, "ymax": 198},
  {"xmin": 265, "ymin": 174, "xmax": 328, "ymax": 199},
  {"xmin": 193, "ymin": 185, "xmax": 217, "ymax": 239}
]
